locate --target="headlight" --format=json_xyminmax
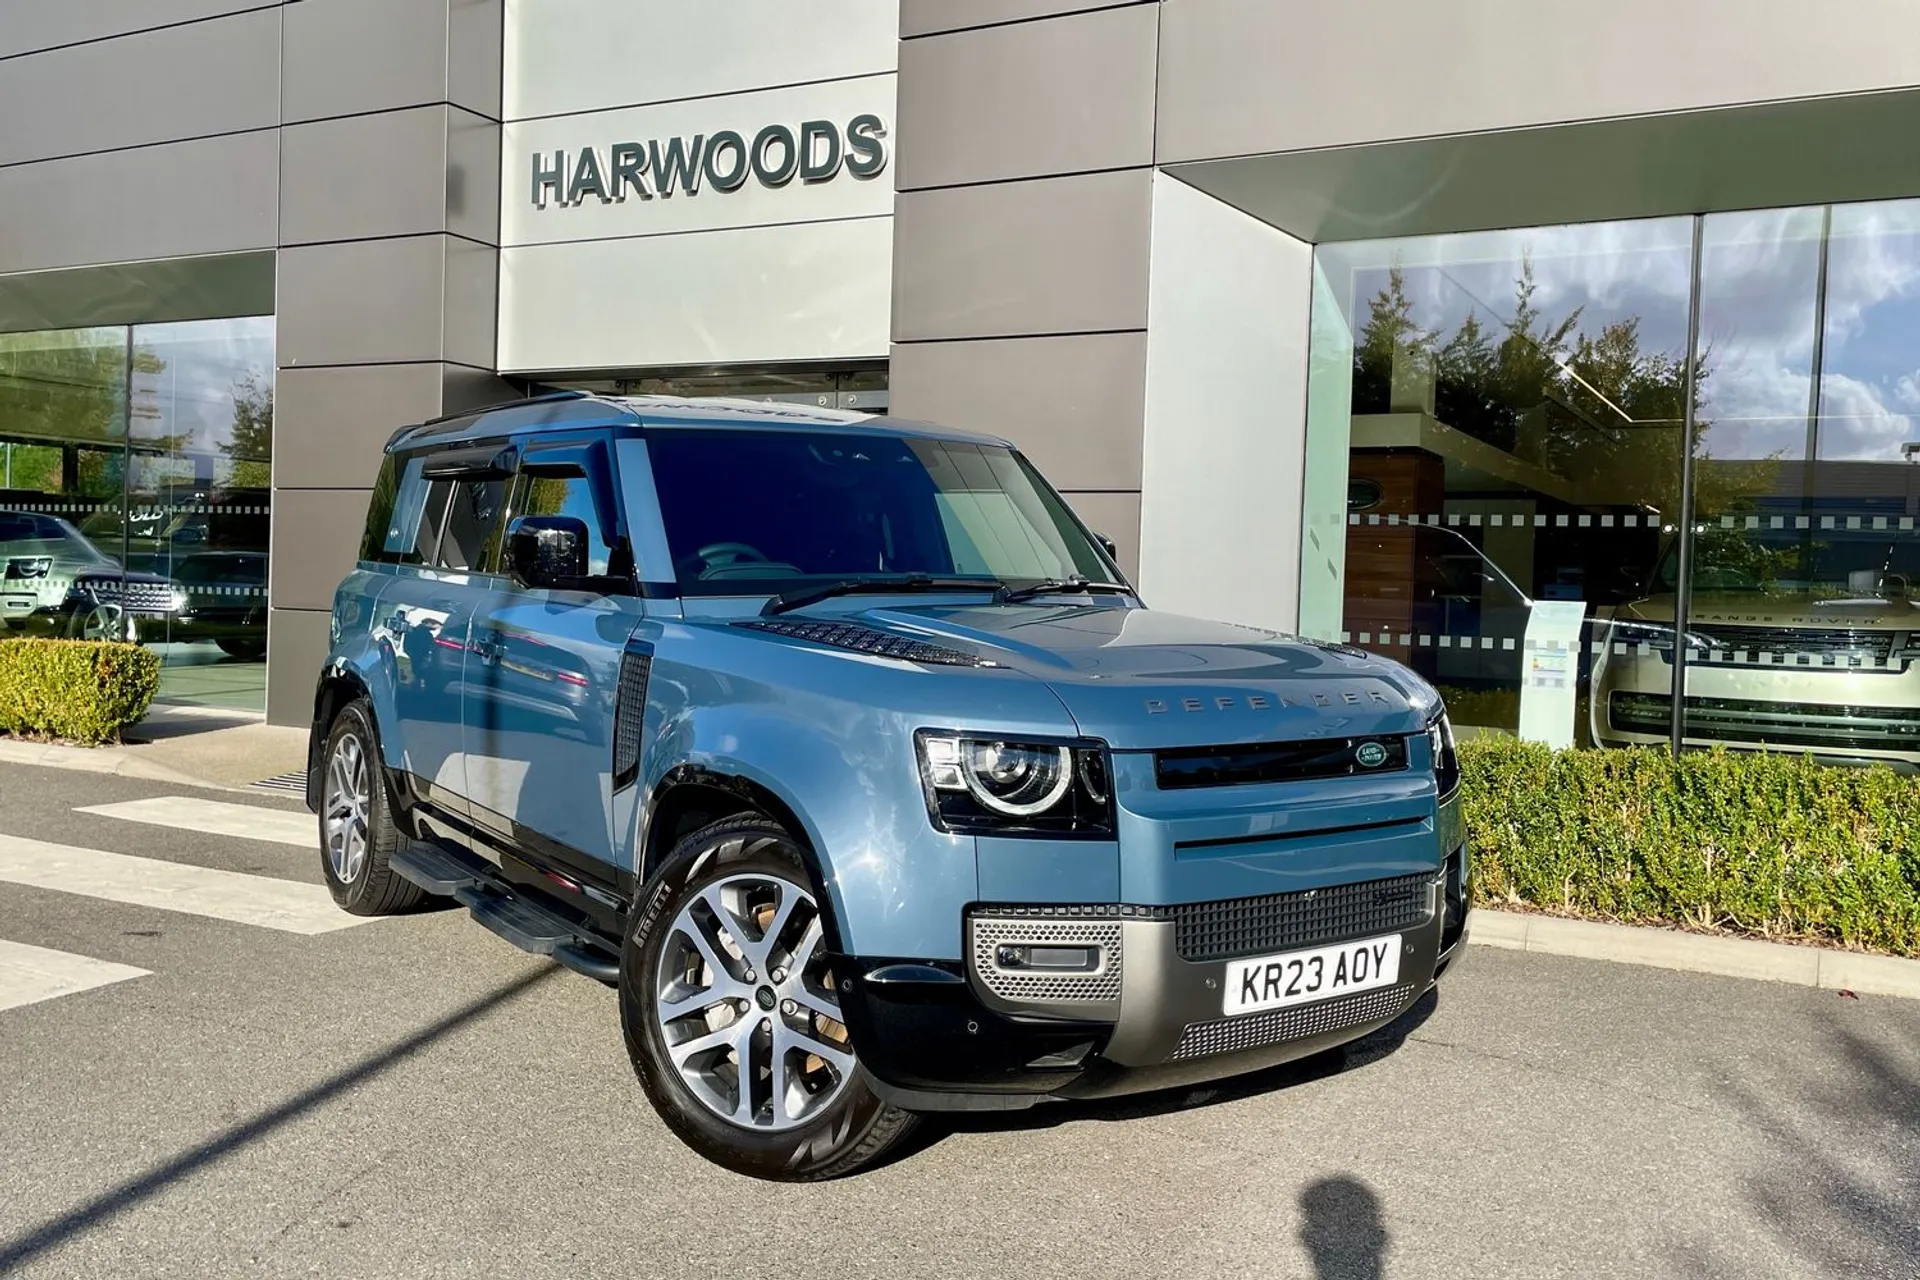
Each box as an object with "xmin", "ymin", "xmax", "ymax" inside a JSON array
[
  {"xmin": 917, "ymin": 731, "xmax": 1114, "ymax": 837},
  {"xmin": 1427, "ymin": 706, "xmax": 1460, "ymax": 800}
]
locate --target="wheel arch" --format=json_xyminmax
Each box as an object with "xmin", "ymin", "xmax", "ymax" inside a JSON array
[{"xmin": 640, "ymin": 766, "xmax": 846, "ymax": 954}]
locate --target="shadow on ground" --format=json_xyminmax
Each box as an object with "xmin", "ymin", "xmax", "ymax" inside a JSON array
[
  {"xmin": 1672, "ymin": 998, "xmax": 1920, "ymax": 1277},
  {"xmin": 0, "ymin": 966, "xmax": 561, "ymax": 1275}
]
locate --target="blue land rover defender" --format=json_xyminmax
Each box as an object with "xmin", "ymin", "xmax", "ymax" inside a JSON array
[{"xmin": 308, "ymin": 393, "xmax": 1470, "ymax": 1179}]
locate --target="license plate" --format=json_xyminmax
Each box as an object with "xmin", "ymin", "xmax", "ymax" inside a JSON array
[{"xmin": 1222, "ymin": 933, "xmax": 1402, "ymax": 1017}]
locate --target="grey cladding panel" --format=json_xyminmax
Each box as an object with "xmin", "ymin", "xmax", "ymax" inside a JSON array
[
  {"xmin": 0, "ymin": 7, "xmax": 279, "ymax": 167},
  {"xmin": 892, "ymin": 169, "xmax": 1152, "ymax": 341},
  {"xmin": 896, "ymin": 4, "xmax": 1156, "ymax": 190},
  {"xmin": 0, "ymin": 0, "xmax": 275, "ymax": 60},
  {"xmin": 281, "ymin": 0, "xmax": 452, "ymax": 123},
  {"xmin": 442, "ymin": 238, "xmax": 499, "ymax": 371},
  {"xmin": 448, "ymin": 0, "xmax": 504, "ymax": 120},
  {"xmin": 0, "ymin": 252, "xmax": 274, "ymax": 331},
  {"xmin": 279, "ymin": 107, "xmax": 452, "ymax": 246},
  {"xmin": 900, "ymin": 0, "xmax": 1148, "ymax": 37},
  {"xmin": 265, "ymin": 607, "xmax": 334, "ymax": 726},
  {"xmin": 0, "ymin": 133, "xmax": 277, "ymax": 274},
  {"xmin": 1155, "ymin": 0, "xmax": 1920, "ymax": 164},
  {"xmin": 277, "ymin": 237, "xmax": 450, "ymax": 368},
  {"xmin": 274, "ymin": 364, "xmax": 448, "ymax": 490},
  {"xmin": 890, "ymin": 333, "xmax": 1147, "ymax": 491},
  {"xmin": 269, "ymin": 490, "xmax": 377, "ymax": 612},
  {"xmin": 446, "ymin": 108, "xmax": 502, "ymax": 245}
]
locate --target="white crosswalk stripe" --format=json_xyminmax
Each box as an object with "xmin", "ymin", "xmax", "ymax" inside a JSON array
[
  {"xmin": 0, "ymin": 834, "xmax": 368, "ymax": 934},
  {"xmin": 77, "ymin": 796, "xmax": 316, "ymax": 849},
  {"xmin": 0, "ymin": 938, "xmax": 149, "ymax": 1013}
]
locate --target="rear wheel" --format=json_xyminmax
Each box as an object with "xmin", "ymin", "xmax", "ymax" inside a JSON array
[
  {"xmin": 318, "ymin": 699, "xmax": 424, "ymax": 916},
  {"xmin": 620, "ymin": 814, "xmax": 918, "ymax": 1180}
]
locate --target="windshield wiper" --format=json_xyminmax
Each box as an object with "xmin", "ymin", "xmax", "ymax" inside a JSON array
[
  {"xmin": 995, "ymin": 575, "xmax": 1134, "ymax": 605},
  {"xmin": 763, "ymin": 575, "xmax": 1003, "ymax": 616}
]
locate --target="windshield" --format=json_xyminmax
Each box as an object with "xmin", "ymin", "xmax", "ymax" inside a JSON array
[
  {"xmin": 1653, "ymin": 526, "xmax": 1919, "ymax": 597},
  {"xmin": 646, "ymin": 429, "xmax": 1116, "ymax": 595}
]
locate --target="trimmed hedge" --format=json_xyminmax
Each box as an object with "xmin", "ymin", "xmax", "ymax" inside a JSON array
[
  {"xmin": 0, "ymin": 638, "xmax": 161, "ymax": 745},
  {"xmin": 1460, "ymin": 737, "xmax": 1920, "ymax": 958}
]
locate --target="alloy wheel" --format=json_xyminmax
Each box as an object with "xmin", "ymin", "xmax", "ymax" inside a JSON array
[
  {"xmin": 323, "ymin": 731, "xmax": 372, "ymax": 884},
  {"xmin": 653, "ymin": 872, "xmax": 853, "ymax": 1132}
]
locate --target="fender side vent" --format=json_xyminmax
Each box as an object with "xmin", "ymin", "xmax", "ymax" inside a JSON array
[
  {"xmin": 612, "ymin": 649, "xmax": 651, "ymax": 789},
  {"xmin": 735, "ymin": 618, "xmax": 992, "ymax": 667}
]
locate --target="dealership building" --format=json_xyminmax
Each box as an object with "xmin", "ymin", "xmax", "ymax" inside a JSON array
[{"xmin": 0, "ymin": 1, "xmax": 1916, "ymax": 769}]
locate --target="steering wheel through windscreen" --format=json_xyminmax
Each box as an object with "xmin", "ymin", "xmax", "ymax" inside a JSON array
[{"xmin": 682, "ymin": 540, "xmax": 805, "ymax": 581}]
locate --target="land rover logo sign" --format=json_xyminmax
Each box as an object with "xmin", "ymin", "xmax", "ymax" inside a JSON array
[
  {"xmin": 531, "ymin": 115, "xmax": 888, "ymax": 209},
  {"xmin": 1355, "ymin": 741, "xmax": 1390, "ymax": 769}
]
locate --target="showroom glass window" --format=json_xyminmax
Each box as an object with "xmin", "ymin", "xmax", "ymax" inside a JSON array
[
  {"xmin": 1303, "ymin": 202, "xmax": 1918, "ymax": 766},
  {"xmin": 0, "ymin": 317, "xmax": 274, "ymax": 711}
]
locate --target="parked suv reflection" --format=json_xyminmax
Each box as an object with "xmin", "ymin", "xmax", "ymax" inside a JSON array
[
  {"xmin": 0, "ymin": 510, "xmax": 268, "ymax": 656},
  {"xmin": 1592, "ymin": 526, "xmax": 1920, "ymax": 770}
]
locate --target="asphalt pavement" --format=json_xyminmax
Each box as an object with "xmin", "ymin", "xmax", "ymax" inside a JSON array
[{"xmin": 0, "ymin": 758, "xmax": 1915, "ymax": 1280}]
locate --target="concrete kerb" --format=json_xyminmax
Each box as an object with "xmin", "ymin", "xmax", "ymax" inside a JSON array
[
  {"xmin": 0, "ymin": 736, "xmax": 243, "ymax": 792},
  {"xmin": 1469, "ymin": 909, "xmax": 1920, "ymax": 1001}
]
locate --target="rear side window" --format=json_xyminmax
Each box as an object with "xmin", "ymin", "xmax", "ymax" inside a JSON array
[
  {"xmin": 436, "ymin": 479, "xmax": 508, "ymax": 571},
  {"xmin": 382, "ymin": 456, "xmax": 441, "ymax": 565},
  {"xmin": 359, "ymin": 455, "xmax": 401, "ymax": 562}
]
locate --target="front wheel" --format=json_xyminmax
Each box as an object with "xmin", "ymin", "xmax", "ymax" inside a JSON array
[
  {"xmin": 620, "ymin": 815, "xmax": 918, "ymax": 1180},
  {"xmin": 318, "ymin": 699, "xmax": 425, "ymax": 916}
]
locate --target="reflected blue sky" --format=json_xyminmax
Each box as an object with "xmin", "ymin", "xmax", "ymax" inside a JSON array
[{"xmin": 1320, "ymin": 200, "xmax": 1920, "ymax": 466}]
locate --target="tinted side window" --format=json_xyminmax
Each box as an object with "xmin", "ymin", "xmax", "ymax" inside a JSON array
[
  {"xmin": 381, "ymin": 455, "xmax": 440, "ymax": 565},
  {"xmin": 435, "ymin": 478, "xmax": 508, "ymax": 571},
  {"xmin": 516, "ymin": 473, "xmax": 612, "ymax": 577},
  {"xmin": 359, "ymin": 454, "xmax": 399, "ymax": 562}
]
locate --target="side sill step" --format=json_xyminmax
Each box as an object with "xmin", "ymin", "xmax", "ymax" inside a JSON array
[
  {"xmin": 392, "ymin": 842, "xmax": 621, "ymax": 985},
  {"xmin": 391, "ymin": 841, "xmax": 490, "ymax": 895}
]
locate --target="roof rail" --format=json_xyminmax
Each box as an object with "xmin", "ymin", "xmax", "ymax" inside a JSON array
[{"xmin": 417, "ymin": 387, "xmax": 586, "ymax": 428}]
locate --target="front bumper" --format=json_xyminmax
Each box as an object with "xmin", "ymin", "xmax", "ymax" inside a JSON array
[{"xmin": 841, "ymin": 846, "xmax": 1470, "ymax": 1111}]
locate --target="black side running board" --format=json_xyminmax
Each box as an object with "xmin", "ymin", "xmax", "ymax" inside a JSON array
[{"xmin": 390, "ymin": 841, "xmax": 622, "ymax": 985}]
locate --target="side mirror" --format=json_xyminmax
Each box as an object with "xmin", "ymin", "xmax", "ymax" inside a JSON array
[
  {"xmin": 506, "ymin": 515, "xmax": 588, "ymax": 590},
  {"xmin": 1096, "ymin": 532, "xmax": 1119, "ymax": 562}
]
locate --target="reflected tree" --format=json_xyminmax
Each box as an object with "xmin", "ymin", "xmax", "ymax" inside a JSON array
[{"xmin": 221, "ymin": 373, "xmax": 273, "ymax": 490}]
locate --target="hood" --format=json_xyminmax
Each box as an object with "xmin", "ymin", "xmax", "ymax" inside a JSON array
[
  {"xmin": 1623, "ymin": 590, "xmax": 1919, "ymax": 630},
  {"xmin": 849, "ymin": 602, "xmax": 1429, "ymax": 750}
]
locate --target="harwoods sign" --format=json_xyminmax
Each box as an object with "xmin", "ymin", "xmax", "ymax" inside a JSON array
[{"xmin": 531, "ymin": 114, "xmax": 888, "ymax": 209}]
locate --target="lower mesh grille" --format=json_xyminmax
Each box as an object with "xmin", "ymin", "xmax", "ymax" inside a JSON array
[
  {"xmin": 1172, "ymin": 873, "xmax": 1435, "ymax": 962},
  {"xmin": 1170, "ymin": 983, "xmax": 1416, "ymax": 1061},
  {"xmin": 968, "ymin": 916, "xmax": 1122, "ymax": 1006}
]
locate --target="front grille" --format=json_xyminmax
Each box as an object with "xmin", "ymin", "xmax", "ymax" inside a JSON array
[
  {"xmin": 968, "ymin": 916, "xmax": 1122, "ymax": 1007},
  {"xmin": 1170, "ymin": 983, "xmax": 1416, "ymax": 1061},
  {"xmin": 735, "ymin": 618, "xmax": 990, "ymax": 667},
  {"xmin": 1155, "ymin": 736, "xmax": 1410, "ymax": 789},
  {"xmin": 1172, "ymin": 872, "xmax": 1435, "ymax": 963},
  {"xmin": 1686, "ymin": 624, "xmax": 1901, "ymax": 670},
  {"xmin": 75, "ymin": 577, "xmax": 174, "ymax": 614},
  {"xmin": 1609, "ymin": 692, "xmax": 1920, "ymax": 751}
]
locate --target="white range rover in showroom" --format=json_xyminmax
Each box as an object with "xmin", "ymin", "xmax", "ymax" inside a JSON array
[{"xmin": 1591, "ymin": 524, "xmax": 1920, "ymax": 771}]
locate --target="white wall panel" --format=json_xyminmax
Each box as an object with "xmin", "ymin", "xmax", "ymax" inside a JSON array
[
  {"xmin": 505, "ymin": 0, "xmax": 898, "ymax": 120},
  {"xmin": 499, "ymin": 219, "xmax": 893, "ymax": 373},
  {"xmin": 1138, "ymin": 173, "xmax": 1312, "ymax": 634},
  {"xmin": 503, "ymin": 75, "xmax": 895, "ymax": 245}
]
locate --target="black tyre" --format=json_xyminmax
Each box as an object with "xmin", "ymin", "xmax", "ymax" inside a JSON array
[
  {"xmin": 620, "ymin": 814, "xmax": 918, "ymax": 1180},
  {"xmin": 318, "ymin": 698, "xmax": 425, "ymax": 916},
  {"xmin": 216, "ymin": 636, "xmax": 266, "ymax": 660}
]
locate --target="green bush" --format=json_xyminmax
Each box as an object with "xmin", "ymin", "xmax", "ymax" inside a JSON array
[
  {"xmin": 0, "ymin": 638, "xmax": 161, "ymax": 745},
  {"xmin": 1460, "ymin": 737, "xmax": 1920, "ymax": 957}
]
